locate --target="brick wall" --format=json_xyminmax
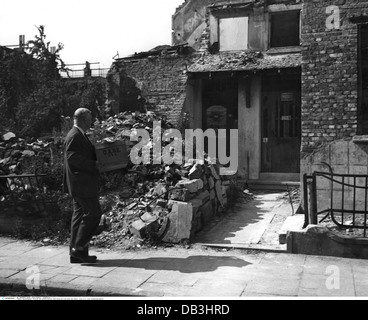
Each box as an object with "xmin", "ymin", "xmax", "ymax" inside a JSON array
[
  {"xmin": 108, "ymin": 54, "xmax": 192, "ymax": 127},
  {"xmin": 301, "ymin": 0, "xmax": 368, "ymax": 157}
]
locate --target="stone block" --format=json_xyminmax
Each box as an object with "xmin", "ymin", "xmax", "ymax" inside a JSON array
[
  {"xmin": 156, "ymin": 199, "xmax": 167, "ymax": 208},
  {"xmin": 140, "ymin": 212, "xmax": 159, "ymax": 224},
  {"xmin": 163, "ymin": 201, "xmax": 194, "ymax": 243},
  {"xmin": 200, "ymin": 201, "xmax": 214, "ymax": 225},
  {"xmin": 169, "ymin": 188, "xmax": 190, "ymax": 202},
  {"xmin": 279, "ymin": 215, "xmax": 305, "ymax": 245},
  {"xmin": 208, "ymin": 176, "xmax": 215, "ymax": 189},
  {"xmin": 187, "ymin": 199, "xmax": 203, "ymax": 236},
  {"xmin": 287, "ymin": 224, "xmax": 368, "ymax": 259},
  {"xmin": 209, "ymin": 164, "xmax": 220, "ymax": 180},
  {"xmin": 189, "ymin": 163, "xmax": 203, "ymax": 180},
  {"xmin": 130, "ymin": 214, "xmax": 159, "ymax": 239},
  {"xmin": 210, "ymin": 189, "xmax": 216, "ymax": 200},
  {"xmin": 130, "ymin": 220, "xmax": 147, "ymax": 238},
  {"xmin": 197, "ymin": 190, "xmax": 210, "ymax": 204},
  {"xmin": 188, "ymin": 198, "xmax": 203, "ymax": 212},
  {"xmin": 177, "ymin": 179, "xmax": 204, "ymax": 193},
  {"xmin": 215, "ymin": 181, "xmax": 225, "ymax": 207},
  {"xmin": 212, "ymin": 198, "xmax": 218, "ymax": 216},
  {"xmin": 153, "ymin": 183, "xmax": 167, "ymax": 196}
]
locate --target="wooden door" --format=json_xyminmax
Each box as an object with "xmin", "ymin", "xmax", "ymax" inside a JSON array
[{"xmin": 261, "ymin": 90, "xmax": 301, "ymax": 173}]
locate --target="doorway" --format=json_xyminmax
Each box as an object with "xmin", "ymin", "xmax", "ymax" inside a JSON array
[
  {"xmin": 202, "ymin": 76, "xmax": 238, "ymax": 157},
  {"xmin": 261, "ymin": 74, "xmax": 301, "ymax": 174}
]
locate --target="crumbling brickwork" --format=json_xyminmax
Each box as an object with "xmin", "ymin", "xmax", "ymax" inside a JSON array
[
  {"xmin": 301, "ymin": 0, "xmax": 368, "ymax": 157},
  {"xmin": 108, "ymin": 53, "xmax": 192, "ymax": 127}
]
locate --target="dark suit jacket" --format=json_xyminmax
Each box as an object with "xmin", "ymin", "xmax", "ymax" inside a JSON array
[{"xmin": 63, "ymin": 126, "xmax": 99, "ymax": 198}]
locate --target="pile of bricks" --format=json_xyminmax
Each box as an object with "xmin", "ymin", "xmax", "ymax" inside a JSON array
[
  {"xmin": 0, "ymin": 132, "xmax": 60, "ymax": 177},
  {"xmin": 129, "ymin": 161, "xmax": 232, "ymax": 244}
]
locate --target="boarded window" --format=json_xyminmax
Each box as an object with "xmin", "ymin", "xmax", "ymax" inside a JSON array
[
  {"xmin": 358, "ymin": 23, "xmax": 368, "ymax": 134},
  {"xmin": 270, "ymin": 11, "xmax": 300, "ymax": 48},
  {"xmin": 219, "ymin": 17, "xmax": 249, "ymax": 51}
]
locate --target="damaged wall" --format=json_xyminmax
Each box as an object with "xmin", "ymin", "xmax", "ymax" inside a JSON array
[
  {"xmin": 107, "ymin": 52, "xmax": 192, "ymax": 127},
  {"xmin": 173, "ymin": 0, "xmax": 302, "ymax": 52},
  {"xmin": 172, "ymin": 0, "xmax": 211, "ymax": 50}
]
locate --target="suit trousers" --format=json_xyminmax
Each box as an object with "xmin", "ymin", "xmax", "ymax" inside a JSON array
[{"xmin": 70, "ymin": 196, "xmax": 102, "ymax": 252}]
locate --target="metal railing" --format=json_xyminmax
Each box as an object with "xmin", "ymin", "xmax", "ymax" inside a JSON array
[
  {"xmin": 61, "ymin": 62, "xmax": 110, "ymax": 79},
  {"xmin": 304, "ymin": 171, "xmax": 368, "ymax": 237},
  {"xmin": 61, "ymin": 68, "xmax": 110, "ymax": 79}
]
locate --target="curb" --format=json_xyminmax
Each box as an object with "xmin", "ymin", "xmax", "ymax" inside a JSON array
[
  {"xmin": 0, "ymin": 278, "xmax": 164, "ymax": 297},
  {"xmin": 197, "ymin": 242, "xmax": 288, "ymax": 254}
]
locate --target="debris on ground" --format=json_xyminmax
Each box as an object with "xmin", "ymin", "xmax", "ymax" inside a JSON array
[{"xmin": 0, "ymin": 111, "xmax": 241, "ymax": 250}]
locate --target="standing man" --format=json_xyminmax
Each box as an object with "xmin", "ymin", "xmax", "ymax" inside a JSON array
[{"xmin": 63, "ymin": 108, "xmax": 101, "ymax": 264}]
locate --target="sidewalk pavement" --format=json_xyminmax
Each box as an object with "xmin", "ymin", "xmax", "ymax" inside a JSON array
[{"xmin": 1, "ymin": 236, "xmax": 368, "ymax": 298}]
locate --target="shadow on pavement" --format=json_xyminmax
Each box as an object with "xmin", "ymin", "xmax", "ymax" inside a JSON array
[
  {"xmin": 194, "ymin": 191, "xmax": 281, "ymax": 245},
  {"xmin": 89, "ymin": 255, "xmax": 252, "ymax": 273}
]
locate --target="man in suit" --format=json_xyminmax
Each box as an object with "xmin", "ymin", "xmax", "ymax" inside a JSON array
[{"xmin": 63, "ymin": 108, "xmax": 101, "ymax": 264}]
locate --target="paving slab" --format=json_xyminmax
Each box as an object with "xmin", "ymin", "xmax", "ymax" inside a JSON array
[
  {"xmin": 0, "ymin": 269, "xmax": 20, "ymax": 278},
  {"xmin": 68, "ymin": 276, "xmax": 99, "ymax": 287},
  {"xmin": 195, "ymin": 191, "xmax": 289, "ymax": 248},
  {"xmin": 2, "ymin": 235, "xmax": 368, "ymax": 297},
  {"xmin": 63, "ymin": 265, "xmax": 116, "ymax": 278},
  {"xmin": 244, "ymin": 275, "xmax": 301, "ymax": 297}
]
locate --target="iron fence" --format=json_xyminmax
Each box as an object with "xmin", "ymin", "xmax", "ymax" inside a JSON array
[
  {"xmin": 304, "ymin": 171, "xmax": 368, "ymax": 237},
  {"xmin": 60, "ymin": 68, "xmax": 110, "ymax": 79}
]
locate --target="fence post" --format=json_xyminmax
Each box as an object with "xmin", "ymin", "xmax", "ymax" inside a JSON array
[
  {"xmin": 306, "ymin": 175, "xmax": 317, "ymax": 225},
  {"xmin": 303, "ymin": 174, "xmax": 309, "ymax": 227}
]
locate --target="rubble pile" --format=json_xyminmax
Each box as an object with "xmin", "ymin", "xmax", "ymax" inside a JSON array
[
  {"xmin": 0, "ymin": 132, "xmax": 59, "ymax": 176},
  {"xmin": 89, "ymin": 112, "xmax": 237, "ymax": 247},
  {"xmin": 0, "ymin": 131, "xmax": 64, "ymax": 213},
  {"xmin": 0, "ymin": 112, "xmax": 239, "ymax": 248}
]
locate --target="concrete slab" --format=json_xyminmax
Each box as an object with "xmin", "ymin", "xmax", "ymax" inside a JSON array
[
  {"xmin": 260, "ymin": 252, "xmax": 307, "ymax": 267},
  {"xmin": 91, "ymin": 268, "xmax": 155, "ymax": 289},
  {"xmin": 0, "ymin": 256, "xmax": 45, "ymax": 271},
  {"xmin": 299, "ymin": 273, "xmax": 356, "ymax": 297},
  {"xmin": 49, "ymin": 274, "xmax": 78, "ymax": 284},
  {"xmin": 0, "ymin": 269, "xmax": 19, "ymax": 278},
  {"xmin": 188, "ymin": 278, "xmax": 247, "ymax": 297},
  {"xmin": 0, "ymin": 249, "xmax": 30, "ymax": 257},
  {"xmin": 22, "ymin": 246, "xmax": 65, "ymax": 259},
  {"xmin": 63, "ymin": 265, "xmax": 116, "ymax": 278},
  {"xmin": 195, "ymin": 192, "xmax": 286, "ymax": 247},
  {"xmin": 279, "ymin": 214, "xmax": 305, "ymax": 245},
  {"xmin": 244, "ymin": 275, "xmax": 301, "ymax": 297},
  {"xmin": 146, "ymin": 270, "xmax": 200, "ymax": 287},
  {"xmin": 68, "ymin": 276, "xmax": 99, "ymax": 287}
]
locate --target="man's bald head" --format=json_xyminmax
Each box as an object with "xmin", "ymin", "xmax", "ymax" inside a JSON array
[{"xmin": 74, "ymin": 108, "xmax": 92, "ymax": 131}]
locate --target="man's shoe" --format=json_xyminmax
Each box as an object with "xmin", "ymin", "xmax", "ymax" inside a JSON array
[
  {"xmin": 70, "ymin": 255, "xmax": 98, "ymax": 264},
  {"xmin": 82, "ymin": 247, "xmax": 97, "ymax": 261},
  {"xmin": 70, "ymin": 249, "xmax": 98, "ymax": 264}
]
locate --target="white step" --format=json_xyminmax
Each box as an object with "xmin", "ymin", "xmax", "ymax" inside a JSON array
[
  {"xmin": 248, "ymin": 180, "xmax": 300, "ymax": 191},
  {"xmin": 279, "ymin": 214, "xmax": 305, "ymax": 245}
]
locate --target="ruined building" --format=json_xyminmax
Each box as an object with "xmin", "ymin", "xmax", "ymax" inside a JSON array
[
  {"xmin": 108, "ymin": 0, "xmax": 303, "ymax": 184},
  {"xmin": 107, "ymin": 0, "xmax": 368, "ymax": 198}
]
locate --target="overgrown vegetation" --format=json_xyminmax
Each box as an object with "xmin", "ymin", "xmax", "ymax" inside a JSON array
[
  {"xmin": 0, "ymin": 25, "xmax": 108, "ymax": 244},
  {"xmin": 0, "ymin": 25, "xmax": 106, "ymax": 138}
]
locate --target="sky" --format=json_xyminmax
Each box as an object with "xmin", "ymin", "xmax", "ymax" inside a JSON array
[{"xmin": 0, "ymin": 0, "xmax": 185, "ymax": 71}]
